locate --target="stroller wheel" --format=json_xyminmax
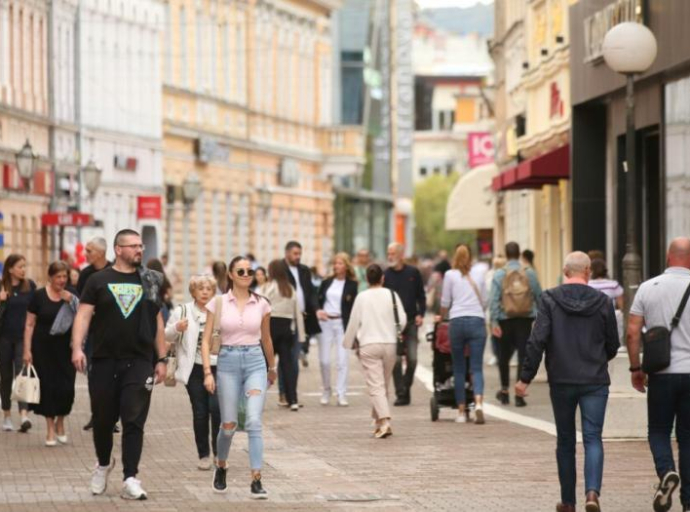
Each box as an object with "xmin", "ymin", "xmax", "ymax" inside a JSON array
[{"xmin": 430, "ymin": 396, "xmax": 439, "ymax": 422}]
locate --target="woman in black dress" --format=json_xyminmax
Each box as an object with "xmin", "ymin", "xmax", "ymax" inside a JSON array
[{"xmin": 23, "ymin": 261, "xmax": 77, "ymax": 446}]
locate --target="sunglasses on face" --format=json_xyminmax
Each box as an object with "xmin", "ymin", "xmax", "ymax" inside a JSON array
[{"xmin": 235, "ymin": 268, "xmax": 255, "ymax": 277}]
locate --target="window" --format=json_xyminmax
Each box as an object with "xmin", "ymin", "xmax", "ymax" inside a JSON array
[
  {"xmin": 446, "ymin": 163, "xmax": 454, "ymax": 176},
  {"xmin": 434, "ymin": 167, "xmax": 441, "ymax": 175},
  {"xmin": 196, "ymin": 10, "xmax": 204, "ymax": 90},
  {"xmin": 223, "ymin": 21, "xmax": 231, "ymax": 100},
  {"xmin": 164, "ymin": 4, "xmax": 172, "ymax": 82},
  {"xmin": 420, "ymin": 166, "xmax": 428, "ymax": 176},
  {"xmin": 179, "ymin": 7, "xmax": 188, "ymax": 87}
]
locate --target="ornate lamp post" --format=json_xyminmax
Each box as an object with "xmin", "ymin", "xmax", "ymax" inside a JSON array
[
  {"xmin": 602, "ymin": 22, "xmax": 658, "ymax": 321},
  {"xmin": 15, "ymin": 139, "xmax": 37, "ymax": 190},
  {"xmin": 81, "ymin": 160, "xmax": 103, "ymax": 197}
]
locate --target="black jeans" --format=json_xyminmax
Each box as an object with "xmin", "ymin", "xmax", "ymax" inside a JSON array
[
  {"xmin": 0, "ymin": 335, "xmax": 28, "ymax": 412},
  {"xmin": 90, "ymin": 358, "xmax": 154, "ymax": 480},
  {"xmin": 272, "ymin": 318, "xmax": 298, "ymax": 405},
  {"xmin": 648, "ymin": 373, "xmax": 690, "ymax": 507},
  {"xmin": 497, "ymin": 318, "xmax": 534, "ymax": 390},
  {"xmin": 393, "ymin": 322, "xmax": 419, "ymax": 398},
  {"xmin": 186, "ymin": 364, "xmax": 220, "ymax": 459}
]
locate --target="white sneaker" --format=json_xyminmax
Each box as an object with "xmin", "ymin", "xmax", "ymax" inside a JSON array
[
  {"xmin": 197, "ymin": 457, "xmax": 212, "ymax": 471},
  {"xmin": 455, "ymin": 414, "xmax": 467, "ymax": 423},
  {"xmin": 320, "ymin": 391, "xmax": 330, "ymax": 406},
  {"xmin": 290, "ymin": 404, "xmax": 299, "ymax": 412},
  {"xmin": 91, "ymin": 458, "xmax": 115, "ymax": 495},
  {"xmin": 337, "ymin": 396, "xmax": 349, "ymax": 407},
  {"xmin": 121, "ymin": 477, "xmax": 147, "ymax": 500},
  {"xmin": 488, "ymin": 356, "xmax": 498, "ymax": 366},
  {"xmin": 2, "ymin": 417, "xmax": 14, "ymax": 431}
]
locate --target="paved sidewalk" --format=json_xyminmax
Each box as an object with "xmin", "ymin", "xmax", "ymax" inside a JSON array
[{"xmin": 0, "ymin": 342, "xmax": 663, "ymax": 511}]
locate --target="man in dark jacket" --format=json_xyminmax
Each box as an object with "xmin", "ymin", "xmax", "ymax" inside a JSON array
[{"xmin": 516, "ymin": 251, "xmax": 619, "ymax": 512}]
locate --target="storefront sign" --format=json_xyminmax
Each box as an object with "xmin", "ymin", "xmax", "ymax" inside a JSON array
[
  {"xmin": 468, "ymin": 132, "xmax": 495, "ymax": 168},
  {"xmin": 550, "ymin": 82, "xmax": 564, "ymax": 119},
  {"xmin": 196, "ymin": 137, "xmax": 231, "ymax": 164},
  {"xmin": 41, "ymin": 212, "xmax": 94, "ymax": 227},
  {"xmin": 583, "ymin": 0, "xmax": 644, "ymax": 63},
  {"xmin": 137, "ymin": 196, "xmax": 162, "ymax": 220}
]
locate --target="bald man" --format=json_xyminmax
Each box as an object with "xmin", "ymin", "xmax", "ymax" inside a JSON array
[{"xmin": 628, "ymin": 237, "xmax": 690, "ymax": 512}]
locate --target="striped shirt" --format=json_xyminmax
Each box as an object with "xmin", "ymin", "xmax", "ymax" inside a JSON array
[{"xmin": 588, "ymin": 278, "xmax": 623, "ymax": 303}]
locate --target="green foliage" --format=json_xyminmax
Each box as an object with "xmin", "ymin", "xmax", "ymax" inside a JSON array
[{"xmin": 413, "ymin": 173, "xmax": 475, "ymax": 256}]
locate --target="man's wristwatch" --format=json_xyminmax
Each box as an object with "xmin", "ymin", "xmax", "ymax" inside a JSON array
[
  {"xmin": 157, "ymin": 357, "xmax": 169, "ymax": 365},
  {"xmin": 629, "ymin": 366, "xmax": 642, "ymax": 372}
]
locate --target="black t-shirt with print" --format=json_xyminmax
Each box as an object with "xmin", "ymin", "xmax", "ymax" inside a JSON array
[{"xmin": 80, "ymin": 267, "xmax": 160, "ymax": 361}]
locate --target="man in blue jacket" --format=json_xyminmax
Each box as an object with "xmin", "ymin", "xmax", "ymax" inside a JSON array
[{"xmin": 516, "ymin": 251, "xmax": 619, "ymax": 512}]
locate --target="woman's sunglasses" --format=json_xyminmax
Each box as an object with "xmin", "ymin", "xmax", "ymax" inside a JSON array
[{"xmin": 235, "ymin": 269, "xmax": 255, "ymax": 277}]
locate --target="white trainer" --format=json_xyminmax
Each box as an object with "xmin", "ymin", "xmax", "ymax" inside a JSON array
[
  {"xmin": 91, "ymin": 458, "xmax": 115, "ymax": 495},
  {"xmin": 337, "ymin": 396, "xmax": 349, "ymax": 407},
  {"xmin": 121, "ymin": 477, "xmax": 147, "ymax": 500},
  {"xmin": 320, "ymin": 391, "xmax": 330, "ymax": 406},
  {"xmin": 2, "ymin": 417, "xmax": 14, "ymax": 431},
  {"xmin": 455, "ymin": 414, "xmax": 467, "ymax": 424},
  {"xmin": 197, "ymin": 457, "xmax": 212, "ymax": 471}
]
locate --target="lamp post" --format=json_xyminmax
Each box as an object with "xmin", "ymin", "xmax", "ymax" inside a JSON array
[
  {"xmin": 257, "ymin": 187, "xmax": 272, "ymax": 263},
  {"xmin": 15, "ymin": 139, "xmax": 37, "ymax": 189},
  {"xmin": 181, "ymin": 173, "xmax": 202, "ymax": 289},
  {"xmin": 81, "ymin": 160, "xmax": 102, "ymax": 197},
  {"xmin": 602, "ymin": 22, "xmax": 658, "ymax": 322}
]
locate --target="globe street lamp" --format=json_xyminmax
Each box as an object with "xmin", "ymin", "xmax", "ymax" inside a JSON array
[
  {"xmin": 15, "ymin": 139, "xmax": 37, "ymax": 189},
  {"xmin": 181, "ymin": 173, "xmax": 202, "ymax": 290},
  {"xmin": 602, "ymin": 22, "xmax": 658, "ymax": 322},
  {"xmin": 81, "ymin": 160, "xmax": 102, "ymax": 197}
]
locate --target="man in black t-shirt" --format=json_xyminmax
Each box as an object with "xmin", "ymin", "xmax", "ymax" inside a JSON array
[{"xmin": 72, "ymin": 229, "xmax": 167, "ymax": 501}]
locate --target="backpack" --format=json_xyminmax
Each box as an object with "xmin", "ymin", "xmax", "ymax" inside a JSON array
[{"xmin": 501, "ymin": 269, "xmax": 533, "ymax": 318}]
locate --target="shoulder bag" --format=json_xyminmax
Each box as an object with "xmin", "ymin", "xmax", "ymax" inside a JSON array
[
  {"xmin": 642, "ymin": 281, "xmax": 690, "ymax": 374},
  {"xmin": 391, "ymin": 290, "xmax": 405, "ymax": 356},
  {"xmin": 165, "ymin": 304, "xmax": 185, "ymax": 387},
  {"xmin": 210, "ymin": 296, "xmax": 223, "ymax": 356}
]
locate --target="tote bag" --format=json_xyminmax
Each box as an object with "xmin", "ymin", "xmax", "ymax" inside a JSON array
[{"xmin": 11, "ymin": 364, "xmax": 40, "ymax": 404}]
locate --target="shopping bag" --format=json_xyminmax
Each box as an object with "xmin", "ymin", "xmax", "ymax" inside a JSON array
[{"xmin": 11, "ymin": 364, "xmax": 40, "ymax": 404}]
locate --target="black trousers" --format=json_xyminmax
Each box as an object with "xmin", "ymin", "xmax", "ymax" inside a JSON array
[
  {"xmin": 497, "ymin": 318, "xmax": 534, "ymax": 390},
  {"xmin": 0, "ymin": 335, "xmax": 28, "ymax": 412},
  {"xmin": 271, "ymin": 317, "xmax": 298, "ymax": 405},
  {"xmin": 393, "ymin": 322, "xmax": 419, "ymax": 398},
  {"xmin": 90, "ymin": 358, "xmax": 154, "ymax": 479},
  {"xmin": 185, "ymin": 364, "xmax": 220, "ymax": 459}
]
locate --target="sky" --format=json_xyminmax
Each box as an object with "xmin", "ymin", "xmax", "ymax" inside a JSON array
[{"xmin": 416, "ymin": 0, "xmax": 492, "ymax": 9}]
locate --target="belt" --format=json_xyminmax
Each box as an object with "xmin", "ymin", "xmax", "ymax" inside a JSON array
[{"xmin": 327, "ymin": 315, "xmax": 342, "ymax": 320}]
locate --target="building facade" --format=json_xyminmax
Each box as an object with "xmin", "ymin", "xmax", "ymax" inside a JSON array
[
  {"xmin": 0, "ymin": 0, "xmax": 52, "ymax": 279},
  {"xmin": 162, "ymin": 0, "xmax": 355, "ymax": 288},
  {"xmin": 491, "ymin": 0, "xmax": 573, "ymax": 289},
  {"xmin": 570, "ymin": 0, "xmax": 690, "ymax": 281}
]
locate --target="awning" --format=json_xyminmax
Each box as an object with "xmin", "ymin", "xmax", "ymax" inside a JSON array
[
  {"xmin": 446, "ymin": 163, "xmax": 497, "ymax": 231},
  {"xmin": 491, "ymin": 144, "xmax": 570, "ymax": 191}
]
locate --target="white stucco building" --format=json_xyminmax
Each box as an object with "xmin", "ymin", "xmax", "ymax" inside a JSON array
[{"xmin": 78, "ymin": 0, "xmax": 164, "ymax": 259}]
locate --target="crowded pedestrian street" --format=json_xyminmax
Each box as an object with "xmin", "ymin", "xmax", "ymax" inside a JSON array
[{"xmin": 0, "ymin": 335, "xmax": 655, "ymax": 511}]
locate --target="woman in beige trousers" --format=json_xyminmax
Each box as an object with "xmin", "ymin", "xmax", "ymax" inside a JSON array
[{"xmin": 343, "ymin": 264, "xmax": 407, "ymax": 438}]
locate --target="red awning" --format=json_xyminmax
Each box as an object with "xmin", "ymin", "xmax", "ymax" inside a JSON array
[{"xmin": 492, "ymin": 144, "xmax": 570, "ymax": 192}]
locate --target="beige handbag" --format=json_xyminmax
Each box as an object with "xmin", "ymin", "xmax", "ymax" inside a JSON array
[
  {"xmin": 210, "ymin": 296, "xmax": 223, "ymax": 356},
  {"xmin": 11, "ymin": 364, "xmax": 40, "ymax": 404}
]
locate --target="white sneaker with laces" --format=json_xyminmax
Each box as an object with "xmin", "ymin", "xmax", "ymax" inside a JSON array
[
  {"xmin": 91, "ymin": 458, "xmax": 115, "ymax": 495},
  {"xmin": 197, "ymin": 457, "xmax": 212, "ymax": 471},
  {"xmin": 2, "ymin": 417, "xmax": 14, "ymax": 431},
  {"xmin": 337, "ymin": 396, "xmax": 349, "ymax": 407},
  {"xmin": 121, "ymin": 477, "xmax": 147, "ymax": 500},
  {"xmin": 320, "ymin": 391, "xmax": 330, "ymax": 406},
  {"xmin": 455, "ymin": 414, "xmax": 467, "ymax": 424}
]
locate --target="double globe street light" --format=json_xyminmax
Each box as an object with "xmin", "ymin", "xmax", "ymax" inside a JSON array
[{"xmin": 602, "ymin": 21, "xmax": 658, "ymax": 319}]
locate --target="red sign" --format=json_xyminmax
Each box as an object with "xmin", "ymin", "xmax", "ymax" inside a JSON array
[
  {"xmin": 550, "ymin": 82, "xmax": 564, "ymax": 119},
  {"xmin": 468, "ymin": 132, "xmax": 495, "ymax": 168},
  {"xmin": 137, "ymin": 196, "xmax": 162, "ymax": 220},
  {"xmin": 41, "ymin": 212, "xmax": 94, "ymax": 227}
]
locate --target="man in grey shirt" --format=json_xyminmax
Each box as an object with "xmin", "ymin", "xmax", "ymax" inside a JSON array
[{"xmin": 628, "ymin": 237, "xmax": 690, "ymax": 512}]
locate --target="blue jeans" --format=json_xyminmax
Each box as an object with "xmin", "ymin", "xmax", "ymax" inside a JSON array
[
  {"xmin": 216, "ymin": 345, "xmax": 267, "ymax": 470},
  {"xmin": 648, "ymin": 373, "xmax": 690, "ymax": 507},
  {"xmin": 449, "ymin": 316, "xmax": 486, "ymax": 405},
  {"xmin": 550, "ymin": 384, "xmax": 609, "ymax": 505}
]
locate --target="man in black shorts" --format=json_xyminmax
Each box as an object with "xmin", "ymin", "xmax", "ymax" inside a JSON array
[{"xmin": 72, "ymin": 229, "xmax": 167, "ymax": 500}]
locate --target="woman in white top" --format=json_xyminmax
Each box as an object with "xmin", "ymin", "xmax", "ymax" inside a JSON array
[
  {"xmin": 316, "ymin": 253, "xmax": 359, "ymax": 406},
  {"xmin": 343, "ymin": 264, "xmax": 407, "ymax": 438},
  {"xmin": 440, "ymin": 244, "xmax": 488, "ymax": 424},
  {"xmin": 262, "ymin": 260, "xmax": 305, "ymax": 411},
  {"xmin": 165, "ymin": 274, "xmax": 219, "ymax": 470}
]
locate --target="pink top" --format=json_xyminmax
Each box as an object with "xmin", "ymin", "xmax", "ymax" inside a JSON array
[{"xmin": 205, "ymin": 290, "xmax": 271, "ymax": 346}]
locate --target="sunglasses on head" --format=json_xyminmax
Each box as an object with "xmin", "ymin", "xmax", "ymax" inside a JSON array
[{"xmin": 235, "ymin": 268, "xmax": 255, "ymax": 277}]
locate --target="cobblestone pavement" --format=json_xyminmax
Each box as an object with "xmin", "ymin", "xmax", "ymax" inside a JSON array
[{"xmin": 0, "ymin": 338, "xmax": 663, "ymax": 511}]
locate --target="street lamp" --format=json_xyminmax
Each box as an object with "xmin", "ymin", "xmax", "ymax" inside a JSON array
[
  {"xmin": 256, "ymin": 187, "xmax": 272, "ymax": 262},
  {"xmin": 15, "ymin": 139, "xmax": 37, "ymax": 187},
  {"xmin": 181, "ymin": 173, "xmax": 202, "ymax": 292},
  {"xmin": 602, "ymin": 22, "xmax": 658, "ymax": 321},
  {"xmin": 81, "ymin": 160, "xmax": 102, "ymax": 197}
]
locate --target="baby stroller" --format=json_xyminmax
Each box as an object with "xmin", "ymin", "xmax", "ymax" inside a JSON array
[{"xmin": 427, "ymin": 321, "xmax": 475, "ymax": 421}]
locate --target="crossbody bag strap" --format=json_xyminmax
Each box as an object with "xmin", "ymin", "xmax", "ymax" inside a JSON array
[
  {"xmin": 671, "ymin": 281, "xmax": 690, "ymax": 330},
  {"xmin": 466, "ymin": 274, "xmax": 485, "ymax": 309}
]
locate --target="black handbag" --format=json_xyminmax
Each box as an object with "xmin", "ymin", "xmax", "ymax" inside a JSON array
[
  {"xmin": 391, "ymin": 290, "xmax": 405, "ymax": 356},
  {"xmin": 642, "ymin": 282, "xmax": 690, "ymax": 374}
]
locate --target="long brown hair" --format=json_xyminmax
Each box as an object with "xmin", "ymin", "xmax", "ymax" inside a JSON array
[
  {"xmin": 268, "ymin": 259, "xmax": 293, "ymax": 299},
  {"xmin": 2, "ymin": 254, "xmax": 30, "ymax": 293},
  {"xmin": 452, "ymin": 244, "xmax": 472, "ymax": 276}
]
